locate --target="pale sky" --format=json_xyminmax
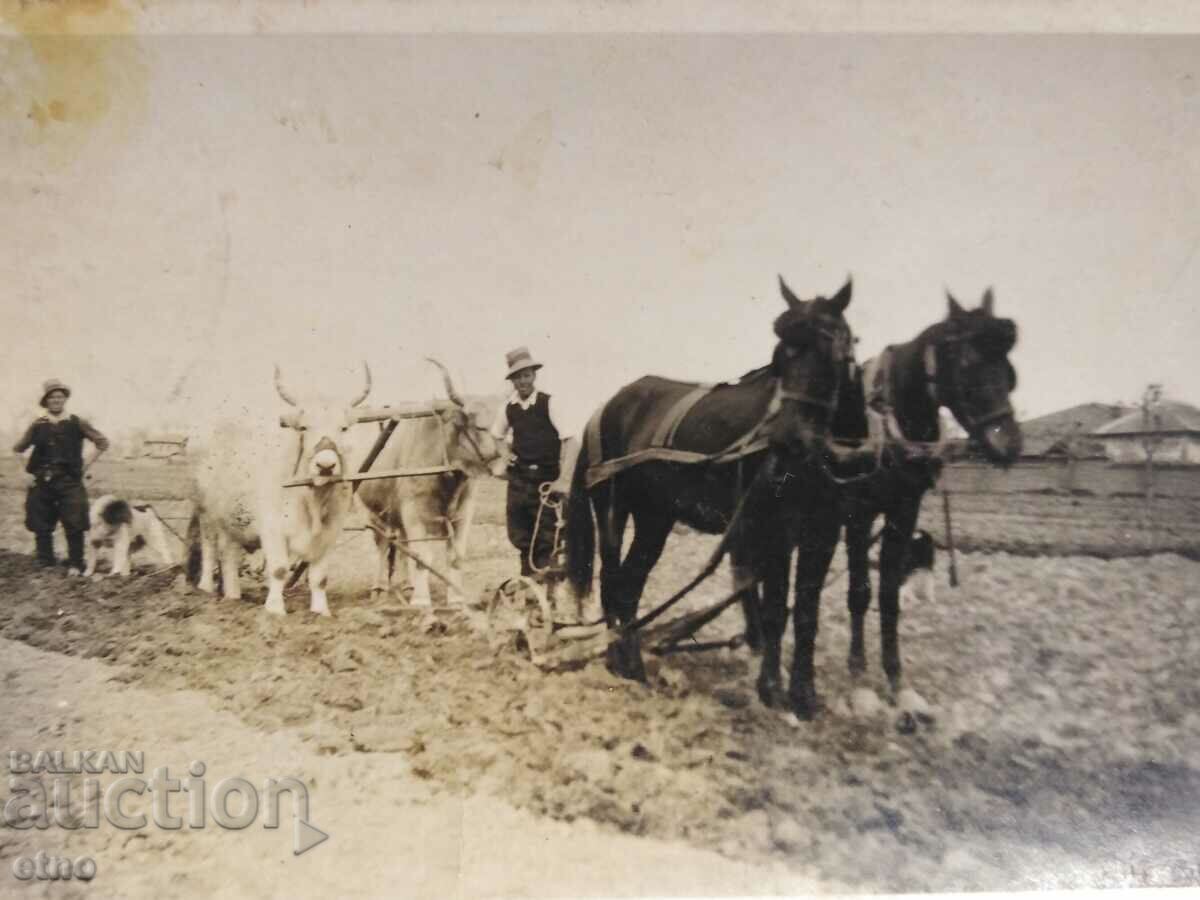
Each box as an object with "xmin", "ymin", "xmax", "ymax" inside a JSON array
[{"xmin": 2, "ymin": 3, "xmax": 1198, "ymax": 437}]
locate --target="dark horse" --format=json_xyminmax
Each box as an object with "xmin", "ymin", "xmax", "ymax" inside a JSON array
[
  {"xmin": 835, "ymin": 289, "xmax": 1022, "ymax": 721},
  {"xmin": 730, "ymin": 289, "xmax": 1021, "ymax": 721},
  {"xmin": 566, "ymin": 277, "xmax": 857, "ymax": 713}
]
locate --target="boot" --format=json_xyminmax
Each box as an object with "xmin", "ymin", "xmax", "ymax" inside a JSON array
[
  {"xmin": 65, "ymin": 530, "xmax": 86, "ymax": 576},
  {"xmin": 34, "ymin": 533, "xmax": 56, "ymax": 568}
]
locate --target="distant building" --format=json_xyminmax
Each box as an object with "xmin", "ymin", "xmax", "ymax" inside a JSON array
[
  {"xmin": 1019, "ymin": 403, "xmax": 1132, "ymax": 459},
  {"xmin": 142, "ymin": 432, "xmax": 189, "ymax": 460},
  {"xmin": 1089, "ymin": 400, "xmax": 1200, "ymax": 465}
]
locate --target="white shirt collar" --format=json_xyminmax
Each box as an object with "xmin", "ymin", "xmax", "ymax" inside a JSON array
[{"xmin": 507, "ymin": 389, "xmax": 541, "ymax": 410}]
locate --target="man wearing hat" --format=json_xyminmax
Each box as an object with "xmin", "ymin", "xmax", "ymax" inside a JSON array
[
  {"xmin": 12, "ymin": 379, "xmax": 110, "ymax": 573},
  {"xmin": 489, "ymin": 347, "xmax": 585, "ymax": 577}
]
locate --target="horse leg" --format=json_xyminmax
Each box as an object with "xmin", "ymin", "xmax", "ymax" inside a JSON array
[
  {"xmin": 754, "ymin": 533, "xmax": 790, "ymax": 708},
  {"xmin": 878, "ymin": 501, "xmax": 920, "ymax": 696},
  {"xmin": 845, "ymin": 511, "xmax": 874, "ymax": 678},
  {"xmin": 787, "ymin": 511, "xmax": 842, "ymax": 720},
  {"xmin": 605, "ymin": 507, "xmax": 673, "ymax": 683},
  {"xmin": 594, "ymin": 486, "xmax": 627, "ymax": 624},
  {"xmin": 729, "ymin": 544, "xmax": 762, "ymax": 654}
]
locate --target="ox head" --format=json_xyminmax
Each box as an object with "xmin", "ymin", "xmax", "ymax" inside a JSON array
[
  {"xmin": 765, "ymin": 276, "xmax": 856, "ymax": 458},
  {"xmin": 275, "ymin": 362, "xmax": 373, "ymax": 485},
  {"xmin": 930, "ymin": 289, "xmax": 1023, "ymax": 465},
  {"xmin": 425, "ymin": 358, "xmax": 507, "ymax": 477}
]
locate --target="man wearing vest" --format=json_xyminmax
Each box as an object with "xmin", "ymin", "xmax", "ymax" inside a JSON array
[
  {"xmin": 489, "ymin": 347, "xmax": 583, "ymax": 578},
  {"xmin": 12, "ymin": 379, "xmax": 110, "ymax": 574}
]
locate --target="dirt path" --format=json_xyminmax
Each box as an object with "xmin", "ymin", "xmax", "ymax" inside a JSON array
[
  {"xmin": 2, "ymin": 545, "xmax": 1199, "ymax": 894},
  {"xmin": 0, "ymin": 637, "xmax": 835, "ymax": 898}
]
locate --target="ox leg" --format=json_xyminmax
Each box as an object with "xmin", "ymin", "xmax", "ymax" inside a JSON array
[
  {"xmin": 197, "ymin": 522, "xmax": 217, "ymax": 594},
  {"xmin": 369, "ymin": 528, "xmax": 391, "ymax": 596},
  {"xmin": 217, "ymin": 529, "xmax": 242, "ymax": 601},
  {"xmin": 787, "ymin": 512, "xmax": 841, "ymax": 721},
  {"xmin": 400, "ymin": 504, "xmax": 433, "ymax": 607},
  {"xmin": 307, "ymin": 556, "xmax": 332, "ymax": 617},
  {"xmin": 845, "ymin": 513, "xmax": 874, "ymax": 679},
  {"xmin": 262, "ymin": 531, "xmax": 289, "ymax": 615},
  {"xmin": 446, "ymin": 482, "xmax": 477, "ymax": 603}
]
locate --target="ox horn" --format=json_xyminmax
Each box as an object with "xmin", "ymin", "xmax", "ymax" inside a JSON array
[
  {"xmin": 349, "ymin": 361, "xmax": 373, "ymax": 408},
  {"xmin": 273, "ymin": 364, "xmax": 299, "ymax": 407},
  {"xmin": 425, "ymin": 357, "xmax": 465, "ymax": 407}
]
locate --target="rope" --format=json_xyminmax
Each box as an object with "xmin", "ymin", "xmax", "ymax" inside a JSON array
[{"xmin": 527, "ymin": 483, "xmax": 567, "ymax": 577}]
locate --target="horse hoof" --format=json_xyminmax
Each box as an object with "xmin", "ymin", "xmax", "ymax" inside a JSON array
[
  {"xmin": 605, "ymin": 641, "xmax": 647, "ymax": 683},
  {"xmin": 756, "ymin": 677, "xmax": 785, "ymax": 710},
  {"xmin": 896, "ymin": 711, "xmax": 918, "ymax": 735},
  {"xmin": 848, "ymin": 655, "xmax": 867, "ymax": 678},
  {"xmin": 789, "ymin": 688, "xmax": 822, "ymax": 722}
]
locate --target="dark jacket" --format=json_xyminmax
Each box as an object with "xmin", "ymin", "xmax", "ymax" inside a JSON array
[
  {"xmin": 13, "ymin": 414, "xmax": 109, "ymax": 480},
  {"xmin": 507, "ymin": 392, "xmax": 561, "ymax": 467}
]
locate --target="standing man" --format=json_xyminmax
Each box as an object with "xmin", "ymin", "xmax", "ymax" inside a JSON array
[
  {"xmin": 490, "ymin": 347, "xmax": 584, "ymax": 578},
  {"xmin": 12, "ymin": 379, "xmax": 110, "ymax": 574}
]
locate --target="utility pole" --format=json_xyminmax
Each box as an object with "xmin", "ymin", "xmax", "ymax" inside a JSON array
[{"xmin": 1141, "ymin": 383, "xmax": 1163, "ymax": 503}]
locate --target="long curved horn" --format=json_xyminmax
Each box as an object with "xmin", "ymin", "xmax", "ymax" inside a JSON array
[
  {"xmin": 349, "ymin": 361, "xmax": 372, "ymax": 408},
  {"xmin": 273, "ymin": 364, "xmax": 299, "ymax": 407},
  {"xmin": 425, "ymin": 357, "xmax": 465, "ymax": 407}
]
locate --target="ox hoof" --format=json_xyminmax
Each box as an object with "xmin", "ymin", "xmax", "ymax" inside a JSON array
[
  {"xmin": 264, "ymin": 600, "xmax": 286, "ymax": 616},
  {"xmin": 311, "ymin": 605, "xmax": 331, "ymax": 617}
]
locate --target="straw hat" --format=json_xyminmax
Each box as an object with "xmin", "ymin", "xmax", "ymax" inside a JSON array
[
  {"xmin": 504, "ymin": 347, "xmax": 543, "ymax": 379},
  {"xmin": 39, "ymin": 379, "xmax": 71, "ymax": 407}
]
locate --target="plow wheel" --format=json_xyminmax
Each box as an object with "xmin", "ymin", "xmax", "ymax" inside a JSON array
[{"xmin": 486, "ymin": 576, "xmax": 556, "ymax": 657}]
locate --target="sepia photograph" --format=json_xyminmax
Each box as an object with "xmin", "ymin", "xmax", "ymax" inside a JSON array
[{"xmin": 2, "ymin": 1, "xmax": 1199, "ymax": 896}]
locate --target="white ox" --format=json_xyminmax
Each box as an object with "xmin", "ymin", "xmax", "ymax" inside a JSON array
[
  {"xmin": 190, "ymin": 364, "xmax": 372, "ymax": 615},
  {"xmin": 355, "ymin": 359, "xmax": 505, "ymax": 606}
]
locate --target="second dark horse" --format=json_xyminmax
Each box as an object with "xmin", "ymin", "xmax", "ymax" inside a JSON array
[{"xmin": 566, "ymin": 277, "xmax": 857, "ymax": 718}]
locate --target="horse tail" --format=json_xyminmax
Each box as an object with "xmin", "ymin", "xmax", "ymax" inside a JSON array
[{"xmin": 565, "ymin": 438, "xmax": 595, "ymax": 600}]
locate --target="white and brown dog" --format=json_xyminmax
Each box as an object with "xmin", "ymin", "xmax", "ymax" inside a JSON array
[{"xmin": 85, "ymin": 495, "xmax": 176, "ymax": 577}]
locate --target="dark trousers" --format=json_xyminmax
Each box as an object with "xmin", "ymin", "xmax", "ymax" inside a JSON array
[
  {"xmin": 26, "ymin": 476, "xmax": 89, "ymax": 567},
  {"xmin": 506, "ymin": 466, "xmax": 560, "ymax": 577}
]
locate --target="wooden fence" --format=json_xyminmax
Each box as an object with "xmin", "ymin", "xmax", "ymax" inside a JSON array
[{"xmin": 943, "ymin": 458, "xmax": 1200, "ymax": 498}]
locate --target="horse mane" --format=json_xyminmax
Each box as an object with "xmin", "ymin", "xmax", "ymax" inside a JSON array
[{"xmin": 917, "ymin": 313, "xmax": 1018, "ymax": 359}]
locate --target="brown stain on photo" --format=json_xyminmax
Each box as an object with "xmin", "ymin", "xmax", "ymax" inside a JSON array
[{"xmin": 0, "ymin": 0, "xmax": 148, "ymax": 163}]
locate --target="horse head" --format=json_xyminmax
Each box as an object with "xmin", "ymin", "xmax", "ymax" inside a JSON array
[
  {"xmin": 928, "ymin": 288, "xmax": 1023, "ymax": 464},
  {"xmin": 766, "ymin": 275, "xmax": 857, "ymax": 458}
]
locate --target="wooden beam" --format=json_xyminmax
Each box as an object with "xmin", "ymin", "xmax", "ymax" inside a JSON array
[
  {"xmin": 283, "ymin": 465, "xmax": 458, "ymax": 489},
  {"xmin": 353, "ymin": 402, "xmax": 453, "ymax": 423}
]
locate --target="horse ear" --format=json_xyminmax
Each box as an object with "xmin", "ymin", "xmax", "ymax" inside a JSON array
[
  {"xmin": 981, "ymin": 288, "xmax": 995, "ymax": 316},
  {"xmin": 829, "ymin": 275, "xmax": 853, "ymax": 313},
  {"xmin": 946, "ymin": 290, "xmax": 966, "ymax": 318},
  {"xmin": 778, "ymin": 275, "xmax": 802, "ymax": 310}
]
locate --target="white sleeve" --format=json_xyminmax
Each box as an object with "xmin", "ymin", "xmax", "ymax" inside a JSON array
[
  {"xmin": 489, "ymin": 404, "xmax": 510, "ymax": 441},
  {"xmin": 547, "ymin": 394, "xmax": 598, "ymax": 442}
]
